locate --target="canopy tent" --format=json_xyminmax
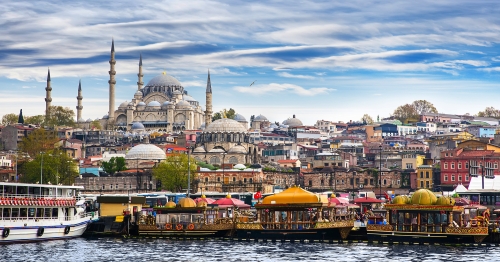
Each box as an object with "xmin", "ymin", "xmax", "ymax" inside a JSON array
[
  {"xmin": 212, "ymin": 195, "xmax": 251, "ymax": 209},
  {"xmin": 353, "ymin": 197, "xmax": 383, "ymax": 204},
  {"xmin": 194, "ymin": 195, "xmax": 216, "ymax": 204}
]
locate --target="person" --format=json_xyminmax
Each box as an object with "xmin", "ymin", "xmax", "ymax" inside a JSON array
[{"xmin": 411, "ymin": 216, "xmax": 418, "ymax": 232}]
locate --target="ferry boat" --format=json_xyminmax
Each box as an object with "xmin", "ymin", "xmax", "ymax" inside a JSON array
[
  {"xmin": 136, "ymin": 196, "xmax": 234, "ymax": 238},
  {"xmin": 235, "ymin": 186, "xmax": 355, "ymax": 241},
  {"xmin": 0, "ymin": 182, "xmax": 95, "ymax": 244},
  {"xmin": 366, "ymin": 189, "xmax": 489, "ymax": 244}
]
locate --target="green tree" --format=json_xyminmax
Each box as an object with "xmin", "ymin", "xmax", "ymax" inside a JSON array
[
  {"xmin": 212, "ymin": 112, "xmax": 222, "ymax": 122},
  {"xmin": 20, "ymin": 150, "xmax": 77, "ymax": 185},
  {"xmin": 1, "ymin": 113, "xmax": 18, "ymax": 125},
  {"xmin": 361, "ymin": 114, "xmax": 374, "ymax": 124},
  {"xmin": 211, "ymin": 108, "xmax": 237, "ymax": 122},
  {"xmin": 25, "ymin": 115, "xmax": 45, "ymax": 125},
  {"xmin": 101, "ymin": 157, "xmax": 127, "ymax": 175},
  {"xmin": 477, "ymin": 106, "xmax": 500, "ymax": 118},
  {"xmin": 153, "ymin": 153, "xmax": 197, "ymax": 193},
  {"xmin": 45, "ymin": 106, "xmax": 76, "ymax": 127},
  {"xmin": 393, "ymin": 104, "xmax": 419, "ymax": 124},
  {"xmin": 90, "ymin": 120, "xmax": 102, "ymax": 130},
  {"xmin": 412, "ymin": 100, "xmax": 438, "ymax": 115}
]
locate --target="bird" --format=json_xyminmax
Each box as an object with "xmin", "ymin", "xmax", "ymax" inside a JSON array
[{"xmin": 250, "ymin": 80, "xmax": 256, "ymax": 86}]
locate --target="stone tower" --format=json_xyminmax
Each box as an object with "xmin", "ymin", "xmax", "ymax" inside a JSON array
[
  {"xmin": 204, "ymin": 70, "xmax": 213, "ymax": 128},
  {"xmin": 137, "ymin": 54, "xmax": 143, "ymax": 90},
  {"xmin": 76, "ymin": 80, "xmax": 83, "ymax": 121},
  {"xmin": 45, "ymin": 68, "xmax": 52, "ymax": 119},
  {"xmin": 108, "ymin": 39, "xmax": 116, "ymax": 125}
]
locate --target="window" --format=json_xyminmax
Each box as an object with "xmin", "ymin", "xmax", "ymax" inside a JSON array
[
  {"xmin": 425, "ymin": 172, "xmax": 429, "ymax": 178},
  {"xmin": 451, "ymin": 175, "xmax": 455, "ymax": 181},
  {"xmin": 458, "ymin": 175, "xmax": 462, "ymax": 181},
  {"xmin": 205, "ymin": 178, "xmax": 208, "ymax": 182},
  {"xmin": 466, "ymin": 162, "xmax": 469, "ymax": 169},
  {"xmin": 444, "ymin": 175, "xmax": 448, "ymax": 181},
  {"xmin": 420, "ymin": 181, "xmax": 424, "ymax": 188},
  {"xmin": 321, "ymin": 180, "xmax": 324, "ymax": 186},
  {"xmin": 446, "ymin": 153, "xmax": 449, "ymax": 157},
  {"xmin": 420, "ymin": 172, "xmax": 424, "ymax": 178},
  {"xmin": 458, "ymin": 162, "xmax": 462, "ymax": 169},
  {"xmin": 309, "ymin": 180, "xmax": 312, "ymax": 186},
  {"xmin": 406, "ymin": 163, "xmax": 413, "ymax": 169},
  {"xmin": 426, "ymin": 181, "xmax": 430, "ymax": 188},
  {"xmin": 110, "ymin": 184, "xmax": 113, "ymax": 189},
  {"xmin": 451, "ymin": 163, "xmax": 455, "ymax": 169},
  {"xmin": 466, "ymin": 175, "xmax": 469, "ymax": 181},
  {"xmin": 444, "ymin": 163, "xmax": 448, "ymax": 169}
]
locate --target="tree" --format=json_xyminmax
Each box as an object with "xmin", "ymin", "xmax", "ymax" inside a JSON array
[
  {"xmin": 393, "ymin": 104, "xmax": 418, "ymax": 124},
  {"xmin": 361, "ymin": 114, "xmax": 374, "ymax": 124},
  {"xmin": 19, "ymin": 128, "xmax": 58, "ymax": 158},
  {"xmin": 250, "ymin": 115, "xmax": 255, "ymax": 123},
  {"xmin": 24, "ymin": 115, "xmax": 45, "ymax": 125},
  {"xmin": 212, "ymin": 112, "xmax": 222, "ymax": 122},
  {"xmin": 477, "ymin": 106, "xmax": 500, "ymax": 118},
  {"xmin": 1, "ymin": 113, "xmax": 18, "ymax": 125},
  {"xmin": 211, "ymin": 108, "xmax": 237, "ymax": 122},
  {"xmin": 90, "ymin": 120, "xmax": 102, "ymax": 130},
  {"xmin": 153, "ymin": 153, "xmax": 197, "ymax": 193},
  {"xmin": 20, "ymin": 150, "xmax": 77, "ymax": 185},
  {"xmin": 412, "ymin": 100, "xmax": 438, "ymax": 115},
  {"xmin": 45, "ymin": 106, "xmax": 76, "ymax": 127},
  {"xmin": 101, "ymin": 157, "xmax": 127, "ymax": 175}
]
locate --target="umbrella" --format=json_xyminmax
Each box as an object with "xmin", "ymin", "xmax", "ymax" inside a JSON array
[
  {"xmin": 194, "ymin": 197, "xmax": 216, "ymax": 204},
  {"xmin": 454, "ymin": 197, "xmax": 471, "ymax": 206},
  {"xmin": 464, "ymin": 204, "xmax": 488, "ymax": 210},
  {"xmin": 213, "ymin": 195, "xmax": 251, "ymax": 208},
  {"xmin": 329, "ymin": 195, "xmax": 349, "ymax": 206},
  {"xmin": 353, "ymin": 197, "xmax": 383, "ymax": 203}
]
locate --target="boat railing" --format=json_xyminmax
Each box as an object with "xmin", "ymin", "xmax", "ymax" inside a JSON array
[
  {"xmin": 1, "ymin": 213, "xmax": 93, "ymax": 222},
  {"xmin": 0, "ymin": 194, "xmax": 75, "ymax": 199}
]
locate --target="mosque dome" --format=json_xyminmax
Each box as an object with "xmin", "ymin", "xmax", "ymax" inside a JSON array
[
  {"xmin": 134, "ymin": 90, "xmax": 142, "ymax": 97},
  {"xmin": 193, "ymin": 146, "xmax": 206, "ymax": 153},
  {"xmin": 146, "ymin": 72, "xmax": 182, "ymax": 87},
  {"xmin": 176, "ymin": 100, "xmax": 191, "ymax": 109},
  {"xmin": 147, "ymin": 101, "xmax": 161, "ymax": 108},
  {"xmin": 228, "ymin": 145, "xmax": 247, "ymax": 154},
  {"xmin": 283, "ymin": 115, "xmax": 303, "ymax": 127},
  {"xmin": 183, "ymin": 94, "xmax": 197, "ymax": 102},
  {"xmin": 410, "ymin": 189, "xmax": 437, "ymax": 205},
  {"xmin": 86, "ymin": 118, "xmax": 92, "ymax": 122},
  {"xmin": 131, "ymin": 122, "xmax": 145, "ymax": 130},
  {"xmin": 161, "ymin": 101, "xmax": 171, "ymax": 110},
  {"xmin": 119, "ymin": 101, "xmax": 129, "ymax": 109},
  {"xmin": 233, "ymin": 114, "xmax": 246, "ymax": 122},
  {"xmin": 125, "ymin": 144, "xmax": 166, "ymax": 160},
  {"xmin": 77, "ymin": 118, "xmax": 85, "ymax": 123},
  {"xmin": 103, "ymin": 114, "xmax": 109, "ymax": 119},
  {"xmin": 205, "ymin": 118, "xmax": 248, "ymax": 133},
  {"xmin": 254, "ymin": 115, "xmax": 268, "ymax": 121},
  {"xmin": 178, "ymin": 197, "xmax": 196, "ymax": 208},
  {"xmin": 136, "ymin": 102, "xmax": 146, "ymax": 111},
  {"xmin": 208, "ymin": 147, "xmax": 226, "ymax": 153},
  {"xmin": 128, "ymin": 102, "xmax": 135, "ymax": 106}
]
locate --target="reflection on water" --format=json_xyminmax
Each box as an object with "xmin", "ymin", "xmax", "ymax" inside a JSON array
[{"xmin": 0, "ymin": 238, "xmax": 497, "ymax": 262}]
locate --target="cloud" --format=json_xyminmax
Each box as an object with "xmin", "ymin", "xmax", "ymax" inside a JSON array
[
  {"xmin": 278, "ymin": 72, "xmax": 315, "ymax": 79},
  {"xmin": 122, "ymin": 78, "xmax": 130, "ymax": 82},
  {"xmin": 234, "ymin": 83, "xmax": 332, "ymax": 96},
  {"xmin": 479, "ymin": 67, "xmax": 500, "ymax": 72},
  {"xmin": 182, "ymin": 80, "xmax": 205, "ymax": 87}
]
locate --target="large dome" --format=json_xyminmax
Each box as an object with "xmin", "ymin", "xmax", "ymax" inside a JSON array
[
  {"xmin": 233, "ymin": 114, "xmax": 246, "ymax": 122},
  {"xmin": 125, "ymin": 144, "xmax": 166, "ymax": 160},
  {"xmin": 176, "ymin": 100, "xmax": 191, "ymax": 109},
  {"xmin": 131, "ymin": 122, "xmax": 145, "ymax": 130},
  {"xmin": 146, "ymin": 73, "xmax": 182, "ymax": 87},
  {"xmin": 254, "ymin": 114, "xmax": 268, "ymax": 121},
  {"xmin": 283, "ymin": 115, "xmax": 303, "ymax": 127},
  {"xmin": 205, "ymin": 118, "xmax": 248, "ymax": 133}
]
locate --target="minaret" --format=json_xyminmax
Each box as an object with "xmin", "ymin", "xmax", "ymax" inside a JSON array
[
  {"xmin": 137, "ymin": 54, "xmax": 143, "ymax": 90},
  {"xmin": 108, "ymin": 39, "xmax": 116, "ymax": 125},
  {"xmin": 204, "ymin": 70, "xmax": 213, "ymax": 127},
  {"xmin": 76, "ymin": 80, "xmax": 83, "ymax": 121},
  {"xmin": 45, "ymin": 68, "xmax": 52, "ymax": 119}
]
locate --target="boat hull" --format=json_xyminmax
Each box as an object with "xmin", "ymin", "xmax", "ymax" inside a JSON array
[
  {"xmin": 137, "ymin": 223, "xmax": 233, "ymax": 238},
  {"xmin": 367, "ymin": 225, "xmax": 488, "ymax": 244}
]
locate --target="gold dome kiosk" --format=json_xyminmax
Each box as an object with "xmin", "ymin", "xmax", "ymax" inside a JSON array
[
  {"xmin": 366, "ymin": 189, "xmax": 489, "ymax": 244},
  {"xmin": 235, "ymin": 186, "xmax": 355, "ymax": 242}
]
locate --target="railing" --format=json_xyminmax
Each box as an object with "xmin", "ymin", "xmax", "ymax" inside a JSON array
[
  {"xmin": 0, "ymin": 194, "xmax": 75, "ymax": 199},
  {"xmin": 1, "ymin": 213, "xmax": 94, "ymax": 222}
]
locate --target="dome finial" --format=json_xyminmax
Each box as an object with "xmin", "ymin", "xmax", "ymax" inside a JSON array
[{"xmin": 162, "ymin": 71, "xmax": 166, "ymax": 75}]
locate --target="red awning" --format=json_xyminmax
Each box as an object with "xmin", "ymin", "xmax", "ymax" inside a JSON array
[{"xmin": 353, "ymin": 197, "xmax": 383, "ymax": 203}]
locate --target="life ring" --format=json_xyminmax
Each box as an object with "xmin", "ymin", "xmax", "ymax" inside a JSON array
[
  {"xmin": 2, "ymin": 228, "xmax": 10, "ymax": 238},
  {"xmin": 176, "ymin": 224, "xmax": 183, "ymax": 231},
  {"xmin": 187, "ymin": 224, "xmax": 195, "ymax": 230},
  {"xmin": 165, "ymin": 223, "xmax": 172, "ymax": 230},
  {"xmin": 64, "ymin": 226, "xmax": 70, "ymax": 235},
  {"xmin": 37, "ymin": 227, "xmax": 44, "ymax": 237}
]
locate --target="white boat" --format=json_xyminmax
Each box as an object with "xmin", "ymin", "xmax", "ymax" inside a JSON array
[{"xmin": 0, "ymin": 182, "xmax": 95, "ymax": 244}]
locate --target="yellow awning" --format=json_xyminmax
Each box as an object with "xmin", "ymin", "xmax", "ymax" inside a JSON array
[{"xmin": 262, "ymin": 186, "xmax": 322, "ymax": 204}]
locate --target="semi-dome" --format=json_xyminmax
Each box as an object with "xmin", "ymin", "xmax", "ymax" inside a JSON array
[
  {"xmin": 175, "ymin": 100, "xmax": 191, "ymax": 109},
  {"xmin": 228, "ymin": 145, "xmax": 247, "ymax": 154},
  {"xmin": 254, "ymin": 114, "xmax": 268, "ymax": 121},
  {"xmin": 147, "ymin": 101, "xmax": 161, "ymax": 107},
  {"xmin": 119, "ymin": 101, "xmax": 129, "ymax": 109},
  {"xmin": 183, "ymin": 94, "xmax": 197, "ymax": 102},
  {"xmin": 205, "ymin": 118, "xmax": 248, "ymax": 133},
  {"xmin": 128, "ymin": 102, "xmax": 135, "ymax": 106},
  {"xmin": 193, "ymin": 146, "xmax": 206, "ymax": 153},
  {"xmin": 146, "ymin": 73, "xmax": 182, "ymax": 87},
  {"xmin": 178, "ymin": 197, "xmax": 196, "ymax": 208},
  {"xmin": 77, "ymin": 118, "xmax": 85, "ymax": 123},
  {"xmin": 86, "ymin": 118, "xmax": 92, "ymax": 122},
  {"xmin": 283, "ymin": 115, "xmax": 303, "ymax": 127},
  {"xmin": 161, "ymin": 101, "xmax": 171, "ymax": 110},
  {"xmin": 410, "ymin": 189, "xmax": 437, "ymax": 205},
  {"xmin": 136, "ymin": 102, "xmax": 146, "ymax": 111},
  {"xmin": 233, "ymin": 114, "xmax": 246, "ymax": 122},
  {"xmin": 262, "ymin": 186, "xmax": 321, "ymax": 204},
  {"xmin": 125, "ymin": 144, "xmax": 166, "ymax": 160},
  {"xmin": 103, "ymin": 114, "xmax": 109, "ymax": 119},
  {"xmin": 134, "ymin": 90, "xmax": 142, "ymax": 96},
  {"xmin": 208, "ymin": 147, "xmax": 226, "ymax": 153},
  {"xmin": 131, "ymin": 122, "xmax": 145, "ymax": 130}
]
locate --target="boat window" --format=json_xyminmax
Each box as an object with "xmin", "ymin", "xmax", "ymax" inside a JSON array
[
  {"xmin": 52, "ymin": 208, "xmax": 58, "ymax": 218},
  {"xmin": 33, "ymin": 187, "xmax": 41, "ymax": 197},
  {"xmin": 28, "ymin": 208, "xmax": 35, "ymax": 218},
  {"xmin": 36, "ymin": 208, "xmax": 43, "ymax": 218},
  {"xmin": 11, "ymin": 208, "xmax": 19, "ymax": 218},
  {"xmin": 20, "ymin": 208, "xmax": 27, "ymax": 218},
  {"xmin": 2, "ymin": 208, "xmax": 10, "ymax": 219},
  {"xmin": 44, "ymin": 208, "xmax": 51, "ymax": 218}
]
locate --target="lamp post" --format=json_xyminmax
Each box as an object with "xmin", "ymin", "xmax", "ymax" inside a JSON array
[
  {"xmin": 187, "ymin": 145, "xmax": 193, "ymax": 197},
  {"xmin": 40, "ymin": 152, "xmax": 45, "ymax": 184},
  {"xmin": 221, "ymin": 152, "xmax": 227, "ymax": 193},
  {"xmin": 136, "ymin": 158, "xmax": 140, "ymax": 193},
  {"xmin": 379, "ymin": 145, "xmax": 382, "ymax": 199}
]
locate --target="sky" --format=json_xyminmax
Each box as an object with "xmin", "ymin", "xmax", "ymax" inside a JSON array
[{"xmin": 1, "ymin": 0, "xmax": 500, "ymax": 126}]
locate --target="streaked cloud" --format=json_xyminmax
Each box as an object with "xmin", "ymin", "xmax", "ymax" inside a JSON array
[
  {"xmin": 234, "ymin": 83, "xmax": 333, "ymax": 96},
  {"xmin": 278, "ymin": 72, "xmax": 315, "ymax": 79}
]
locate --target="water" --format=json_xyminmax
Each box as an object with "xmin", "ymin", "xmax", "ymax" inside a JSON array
[{"xmin": 0, "ymin": 238, "xmax": 497, "ymax": 262}]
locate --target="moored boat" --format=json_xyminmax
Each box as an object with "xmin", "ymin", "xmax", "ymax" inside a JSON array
[
  {"xmin": 235, "ymin": 186, "xmax": 355, "ymax": 241},
  {"xmin": 366, "ymin": 189, "xmax": 489, "ymax": 244},
  {"xmin": 136, "ymin": 196, "xmax": 234, "ymax": 238},
  {"xmin": 0, "ymin": 182, "xmax": 95, "ymax": 244}
]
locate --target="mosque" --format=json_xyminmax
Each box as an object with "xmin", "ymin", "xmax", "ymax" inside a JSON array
[{"xmin": 43, "ymin": 39, "xmax": 212, "ymax": 133}]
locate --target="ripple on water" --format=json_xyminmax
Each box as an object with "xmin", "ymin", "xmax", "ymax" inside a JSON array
[{"xmin": 0, "ymin": 238, "xmax": 497, "ymax": 262}]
